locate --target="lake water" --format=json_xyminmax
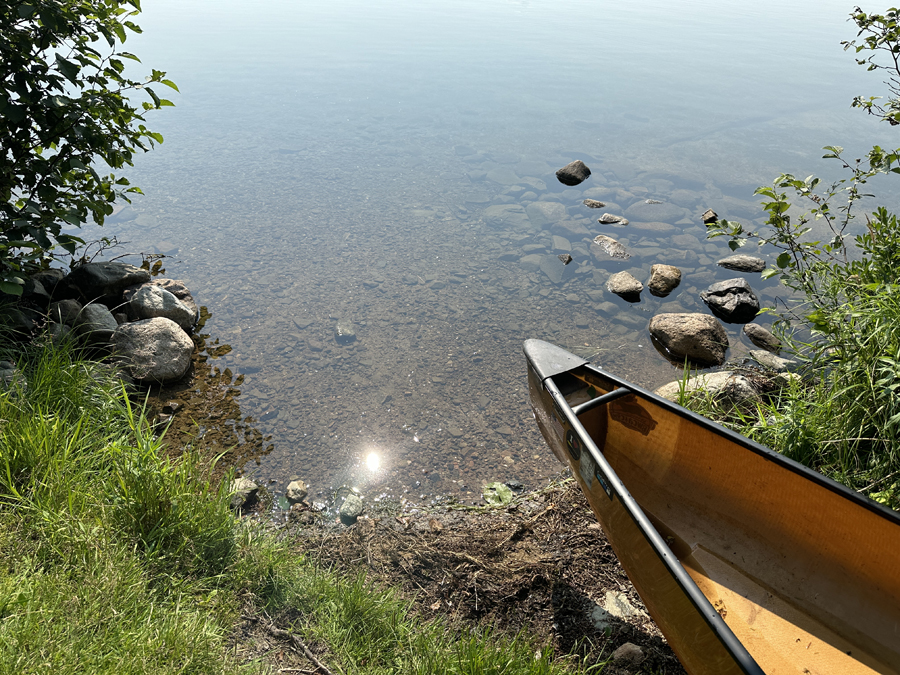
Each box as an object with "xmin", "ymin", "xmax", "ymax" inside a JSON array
[{"xmin": 80, "ymin": 0, "xmax": 897, "ymax": 506}]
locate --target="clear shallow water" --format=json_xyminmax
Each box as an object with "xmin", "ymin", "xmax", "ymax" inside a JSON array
[{"xmin": 79, "ymin": 0, "xmax": 897, "ymax": 503}]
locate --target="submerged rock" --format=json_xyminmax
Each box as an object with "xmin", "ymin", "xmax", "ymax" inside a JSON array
[
  {"xmin": 700, "ymin": 278, "xmax": 760, "ymax": 324},
  {"xmin": 592, "ymin": 234, "xmax": 630, "ymax": 260},
  {"xmin": 525, "ymin": 201, "xmax": 566, "ymax": 228},
  {"xmin": 555, "ymin": 160, "xmax": 591, "ymax": 186},
  {"xmin": 647, "ymin": 264, "xmax": 682, "ymax": 297},
  {"xmin": 649, "ymin": 313, "xmax": 729, "ymax": 365},
  {"xmin": 717, "ymin": 254, "xmax": 766, "ymax": 273},
  {"xmin": 743, "ymin": 323, "xmax": 781, "ymax": 353},
  {"xmin": 334, "ymin": 319, "xmax": 357, "ymax": 344}
]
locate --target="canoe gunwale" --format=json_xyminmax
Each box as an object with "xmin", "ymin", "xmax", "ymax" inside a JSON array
[
  {"xmin": 540, "ymin": 373, "xmax": 766, "ymax": 675},
  {"xmin": 574, "ymin": 359, "xmax": 900, "ymax": 528}
]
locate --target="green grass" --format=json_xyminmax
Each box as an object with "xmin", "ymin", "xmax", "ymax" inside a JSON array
[{"xmin": 0, "ymin": 334, "xmax": 604, "ymax": 674}]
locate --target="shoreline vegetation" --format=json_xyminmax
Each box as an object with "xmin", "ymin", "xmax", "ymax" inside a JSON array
[{"xmin": 0, "ymin": 338, "xmax": 598, "ymax": 674}]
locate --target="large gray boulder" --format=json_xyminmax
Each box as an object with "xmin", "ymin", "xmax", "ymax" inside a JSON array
[
  {"xmin": 64, "ymin": 262, "xmax": 150, "ymax": 302},
  {"xmin": 113, "ymin": 317, "xmax": 194, "ymax": 383},
  {"xmin": 649, "ymin": 313, "xmax": 729, "ymax": 365},
  {"xmin": 647, "ymin": 264, "xmax": 682, "ymax": 297},
  {"xmin": 126, "ymin": 285, "xmax": 196, "ymax": 332},
  {"xmin": 700, "ymin": 278, "xmax": 760, "ymax": 324}
]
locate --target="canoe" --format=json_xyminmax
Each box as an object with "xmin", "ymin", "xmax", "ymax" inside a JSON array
[{"xmin": 524, "ymin": 339, "xmax": 900, "ymax": 675}]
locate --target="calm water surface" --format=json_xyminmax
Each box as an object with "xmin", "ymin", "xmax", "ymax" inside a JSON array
[{"xmin": 82, "ymin": 0, "xmax": 896, "ymax": 505}]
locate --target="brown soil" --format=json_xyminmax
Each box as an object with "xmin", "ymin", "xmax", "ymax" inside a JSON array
[{"xmin": 245, "ymin": 477, "xmax": 687, "ymax": 675}]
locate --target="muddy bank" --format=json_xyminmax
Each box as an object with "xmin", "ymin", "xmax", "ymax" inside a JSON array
[{"xmin": 246, "ymin": 477, "xmax": 686, "ymax": 674}]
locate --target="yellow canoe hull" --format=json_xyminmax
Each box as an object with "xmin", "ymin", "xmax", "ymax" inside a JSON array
[{"xmin": 524, "ymin": 339, "xmax": 900, "ymax": 675}]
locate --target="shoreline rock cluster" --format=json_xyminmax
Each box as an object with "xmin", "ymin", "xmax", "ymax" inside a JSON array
[
  {"xmin": 544, "ymin": 161, "xmax": 790, "ymax": 400},
  {"xmin": 3, "ymin": 261, "xmax": 200, "ymax": 384}
]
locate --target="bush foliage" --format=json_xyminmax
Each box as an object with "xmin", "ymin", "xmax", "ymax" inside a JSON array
[{"xmin": 0, "ymin": 0, "xmax": 176, "ymax": 295}]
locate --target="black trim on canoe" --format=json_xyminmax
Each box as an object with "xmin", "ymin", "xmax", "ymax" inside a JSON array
[{"xmin": 540, "ymin": 375, "xmax": 765, "ymax": 675}]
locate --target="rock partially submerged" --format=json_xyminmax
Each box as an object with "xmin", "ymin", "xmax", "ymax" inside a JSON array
[
  {"xmin": 701, "ymin": 209, "xmax": 719, "ymax": 224},
  {"xmin": 700, "ymin": 278, "xmax": 760, "ymax": 324},
  {"xmin": 654, "ymin": 371, "xmax": 758, "ymax": 403},
  {"xmin": 555, "ymin": 160, "xmax": 591, "ymax": 186},
  {"xmin": 647, "ymin": 264, "xmax": 681, "ymax": 297},
  {"xmin": 583, "ymin": 199, "xmax": 606, "ymax": 208},
  {"xmin": 230, "ymin": 477, "xmax": 259, "ymax": 510},
  {"xmin": 717, "ymin": 254, "xmax": 766, "ymax": 273},
  {"xmin": 597, "ymin": 213, "xmax": 629, "ymax": 226},
  {"xmin": 743, "ymin": 323, "xmax": 781, "ymax": 353},
  {"xmin": 649, "ymin": 313, "xmax": 729, "ymax": 365},
  {"xmin": 607, "ymin": 271, "xmax": 643, "ymax": 301}
]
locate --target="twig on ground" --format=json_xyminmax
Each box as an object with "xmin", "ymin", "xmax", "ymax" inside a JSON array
[{"xmin": 260, "ymin": 620, "xmax": 336, "ymax": 675}]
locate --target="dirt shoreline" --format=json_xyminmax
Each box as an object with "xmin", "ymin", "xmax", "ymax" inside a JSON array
[{"xmin": 238, "ymin": 477, "xmax": 687, "ymax": 674}]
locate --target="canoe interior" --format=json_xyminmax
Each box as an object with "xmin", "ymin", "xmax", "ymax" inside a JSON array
[{"xmin": 525, "ymin": 345, "xmax": 900, "ymax": 675}]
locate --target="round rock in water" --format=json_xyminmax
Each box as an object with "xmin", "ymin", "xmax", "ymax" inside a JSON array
[
  {"xmin": 649, "ymin": 313, "xmax": 729, "ymax": 365},
  {"xmin": 647, "ymin": 264, "xmax": 682, "ymax": 297},
  {"xmin": 286, "ymin": 479, "xmax": 308, "ymax": 504},
  {"xmin": 339, "ymin": 493, "xmax": 364, "ymax": 524},
  {"xmin": 113, "ymin": 317, "xmax": 194, "ymax": 383},
  {"xmin": 230, "ymin": 477, "xmax": 259, "ymax": 510},
  {"xmin": 700, "ymin": 278, "xmax": 760, "ymax": 324},
  {"xmin": 555, "ymin": 159, "xmax": 591, "ymax": 186},
  {"xmin": 334, "ymin": 319, "xmax": 356, "ymax": 344},
  {"xmin": 743, "ymin": 323, "xmax": 781, "ymax": 354},
  {"xmin": 717, "ymin": 254, "xmax": 766, "ymax": 273},
  {"xmin": 598, "ymin": 213, "xmax": 629, "ymax": 225},
  {"xmin": 607, "ymin": 271, "xmax": 643, "ymax": 301}
]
